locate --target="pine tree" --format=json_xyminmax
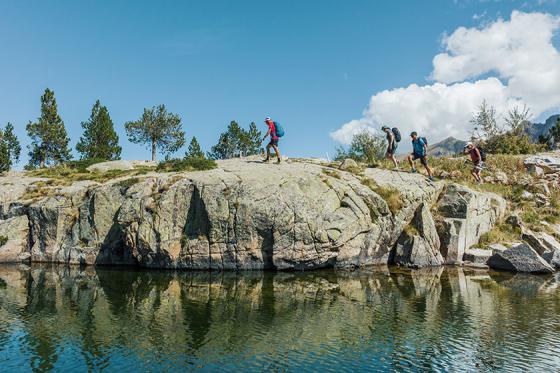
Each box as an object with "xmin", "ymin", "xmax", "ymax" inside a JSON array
[
  {"xmin": 26, "ymin": 88, "xmax": 72, "ymax": 168},
  {"xmin": 208, "ymin": 121, "xmax": 243, "ymax": 160},
  {"xmin": 208, "ymin": 121, "xmax": 262, "ymax": 159},
  {"xmin": 0, "ymin": 141, "xmax": 8, "ymax": 173},
  {"xmin": 76, "ymin": 100, "xmax": 121, "ymax": 160},
  {"xmin": 239, "ymin": 122, "xmax": 262, "ymax": 156},
  {"xmin": 0, "ymin": 123, "xmax": 21, "ymax": 172},
  {"xmin": 125, "ymin": 105, "xmax": 185, "ymax": 161},
  {"xmin": 185, "ymin": 136, "xmax": 205, "ymax": 159}
]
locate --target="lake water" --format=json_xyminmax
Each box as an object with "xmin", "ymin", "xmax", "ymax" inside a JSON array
[{"xmin": 1, "ymin": 265, "xmax": 560, "ymax": 372}]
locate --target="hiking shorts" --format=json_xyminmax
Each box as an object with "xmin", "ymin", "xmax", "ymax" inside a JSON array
[
  {"xmin": 412, "ymin": 153, "xmax": 428, "ymax": 166},
  {"xmin": 386, "ymin": 143, "xmax": 398, "ymax": 156},
  {"xmin": 473, "ymin": 161, "xmax": 484, "ymax": 172},
  {"xmin": 268, "ymin": 138, "xmax": 279, "ymax": 147}
]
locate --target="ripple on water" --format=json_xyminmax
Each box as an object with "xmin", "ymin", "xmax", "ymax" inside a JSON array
[{"xmin": 1, "ymin": 266, "xmax": 560, "ymax": 371}]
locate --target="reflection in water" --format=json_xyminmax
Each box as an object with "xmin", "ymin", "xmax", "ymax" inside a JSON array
[{"xmin": 1, "ymin": 265, "xmax": 560, "ymax": 371}]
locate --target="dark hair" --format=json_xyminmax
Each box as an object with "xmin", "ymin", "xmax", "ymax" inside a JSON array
[
  {"xmin": 410, "ymin": 131, "xmax": 417, "ymax": 137},
  {"xmin": 381, "ymin": 126, "xmax": 389, "ymax": 130}
]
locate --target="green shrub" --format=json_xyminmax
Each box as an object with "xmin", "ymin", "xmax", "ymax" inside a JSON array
[
  {"xmin": 156, "ymin": 158, "xmax": 217, "ymax": 173},
  {"xmin": 0, "ymin": 235, "xmax": 8, "ymax": 246},
  {"xmin": 484, "ymin": 133, "xmax": 544, "ymax": 155}
]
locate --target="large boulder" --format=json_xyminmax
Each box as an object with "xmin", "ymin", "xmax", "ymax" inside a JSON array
[
  {"xmin": 11, "ymin": 160, "xmax": 445, "ymax": 270},
  {"xmin": 436, "ymin": 184, "xmax": 506, "ymax": 265},
  {"xmin": 0, "ymin": 215, "xmax": 29, "ymax": 263},
  {"xmin": 487, "ymin": 242, "xmax": 554, "ymax": 273},
  {"xmin": 338, "ymin": 158, "xmax": 359, "ymax": 171},
  {"xmin": 393, "ymin": 204, "xmax": 443, "ymax": 268},
  {"xmin": 522, "ymin": 229, "xmax": 560, "ymax": 269}
]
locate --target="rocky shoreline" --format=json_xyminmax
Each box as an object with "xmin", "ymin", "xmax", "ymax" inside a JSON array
[{"xmin": 0, "ymin": 155, "xmax": 559, "ymax": 273}]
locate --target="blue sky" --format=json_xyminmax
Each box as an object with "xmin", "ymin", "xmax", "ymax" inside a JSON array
[{"xmin": 1, "ymin": 0, "xmax": 559, "ymax": 165}]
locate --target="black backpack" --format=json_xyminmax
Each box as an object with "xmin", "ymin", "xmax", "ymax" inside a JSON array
[
  {"xmin": 391, "ymin": 127, "xmax": 401, "ymax": 142},
  {"xmin": 420, "ymin": 137, "xmax": 428, "ymax": 146},
  {"xmin": 478, "ymin": 146, "xmax": 487, "ymax": 162}
]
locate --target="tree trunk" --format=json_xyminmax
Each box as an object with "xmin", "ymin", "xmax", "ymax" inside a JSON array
[{"xmin": 151, "ymin": 141, "xmax": 156, "ymax": 162}]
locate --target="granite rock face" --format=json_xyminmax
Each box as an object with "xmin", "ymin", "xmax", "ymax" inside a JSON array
[
  {"xmin": 393, "ymin": 204, "xmax": 444, "ymax": 268},
  {"xmin": 0, "ymin": 159, "xmax": 506, "ymax": 270},
  {"xmin": 436, "ymin": 184, "xmax": 506, "ymax": 265},
  {"xmin": 0, "ymin": 215, "xmax": 29, "ymax": 263}
]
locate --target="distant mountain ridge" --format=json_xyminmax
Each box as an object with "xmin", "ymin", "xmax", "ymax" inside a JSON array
[
  {"xmin": 428, "ymin": 137, "xmax": 467, "ymax": 157},
  {"xmin": 527, "ymin": 114, "xmax": 559, "ymax": 141}
]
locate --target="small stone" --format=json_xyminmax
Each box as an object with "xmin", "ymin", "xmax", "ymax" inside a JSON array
[
  {"xmin": 521, "ymin": 191, "xmax": 534, "ymax": 200},
  {"xmin": 494, "ymin": 171, "xmax": 509, "ymax": 184},
  {"xmin": 505, "ymin": 214, "xmax": 523, "ymax": 229}
]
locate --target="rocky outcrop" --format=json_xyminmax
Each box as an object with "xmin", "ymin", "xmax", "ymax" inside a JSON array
[
  {"xmin": 0, "ymin": 159, "xmax": 506, "ymax": 270},
  {"xmin": 524, "ymin": 153, "xmax": 560, "ymax": 174},
  {"xmin": 436, "ymin": 184, "xmax": 506, "ymax": 265},
  {"xmin": 487, "ymin": 242, "xmax": 554, "ymax": 273},
  {"xmin": 0, "ymin": 215, "xmax": 29, "ymax": 262},
  {"xmin": 393, "ymin": 204, "xmax": 443, "ymax": 268}
]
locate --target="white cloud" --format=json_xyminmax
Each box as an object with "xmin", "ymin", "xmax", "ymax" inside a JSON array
[{"xmin": 332, "ymin": 11, "xmax": 560, "ymax": 146}]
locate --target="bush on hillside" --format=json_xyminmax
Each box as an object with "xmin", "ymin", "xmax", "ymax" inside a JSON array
[
  {"xmin": 335, "ymin": 131, "xmax": 385, "ymax": 164},
  {"xmin": 156, "ymin": 157, "xmax": 217, "ymax": 172},
  {"xmin": 483, "ymin": 132, "xmax": 543, "ymax": 155}
]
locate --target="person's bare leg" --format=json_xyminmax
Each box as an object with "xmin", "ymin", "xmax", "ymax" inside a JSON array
[
  {"xmin": 476, "ymin": 170, "xmax": 483, "ymax": 183},
  {"xmin": 391, "ymin": 154, "xmax": 399, "ymax": 169},
  {"xmin": 407, "ymin": 155, "xmax": 415, "ymax": 170},
  {"xmin": 273, "ymin": 145, "xmax": 281, "ymax": 163},
  {"xmin": 427, "ymin": 166, "xmax": 433, "ymax": 178}
]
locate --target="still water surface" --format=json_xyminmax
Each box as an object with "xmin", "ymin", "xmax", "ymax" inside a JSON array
[{"xmin": 1, "ymin": 265, "xmax": 560, "ymax": 372}]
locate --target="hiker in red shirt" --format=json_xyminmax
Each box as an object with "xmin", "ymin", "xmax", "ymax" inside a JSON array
[
  {"xmin": 262, "ymin": 117, "xmax": 282, "ymax": 164},
  {"xmin": 464, "ymin": 142, "xmax": 483, "ymax": 184}
]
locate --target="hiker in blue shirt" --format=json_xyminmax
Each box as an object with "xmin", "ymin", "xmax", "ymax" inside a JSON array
[{"xmin": 407, "ymin": 131, "xmax": 434, "ymax": 181}]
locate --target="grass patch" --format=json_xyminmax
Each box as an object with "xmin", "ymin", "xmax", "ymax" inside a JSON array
[
  {"xmin": 403, "ymin": 224, "xmax": 419, "ymax": 237},
  {"xmin": 478, "ymin": 223, "xmax": 521, "ymax": 247},
  {"xmin": 322, "ymin": 168, "xmax": 341, "ymax": 179},
  {"xmin": 116, "ymin": 178, "xmax": 140, "ymax": 191},
  {"xmin": 156, "ymin": 158, "xmax": 217, "ymax": 173},
  {"xmin": 0, "ymin": 235, "xmax": 7, "ymax": 246},
  {"xmin": 26, "ymin": 160, "xmax": 157, "ymax": 185},
  {"xmin": 361, "ymin": 178, "xmax": 403, "ymax": 214}
]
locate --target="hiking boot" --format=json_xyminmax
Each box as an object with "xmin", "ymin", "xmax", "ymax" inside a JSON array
[
  {"xmin": 429, "ymin": 176, "xmax": 435, "ymax": 181},
  {"xmin": 262, "ymin": 158, "xmax": 270, "ymax": 164},
  {"xmin": 410, "ymin": 168, "xmax": 417, "ymax": 173}
]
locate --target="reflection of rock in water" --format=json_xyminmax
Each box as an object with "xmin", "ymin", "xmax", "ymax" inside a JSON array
[
  {"xmin": 489, "ymin": 272, "xmax": 548, "ymax": 297},
  {"xmin": 0, "ymin": 265, "xmax": 559, "ymax": 371}
]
